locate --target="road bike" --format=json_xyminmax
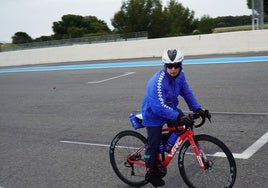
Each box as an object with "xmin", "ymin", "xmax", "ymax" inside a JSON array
[{"xmin": 109, "ymin": 111, "xmax": 237, "ymax": 187}]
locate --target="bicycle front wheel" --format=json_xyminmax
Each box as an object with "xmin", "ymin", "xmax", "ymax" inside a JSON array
[
  {"xmin": 109, "ymin": 130, "xmax": 148, "ymax": 187},
  {"xmin": 178, "ymin": 134, "xmax": 237, "ymax": 188}
]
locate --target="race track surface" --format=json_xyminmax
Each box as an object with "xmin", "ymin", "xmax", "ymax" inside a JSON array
[{"xmin": 0, "ymin": 55, "xmax": 267, "ymax": 188}]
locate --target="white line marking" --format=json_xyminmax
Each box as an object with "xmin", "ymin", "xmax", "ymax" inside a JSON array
[
  {"xmin": 183, "ymin": 111, "xmax": 268, "ymax": 116},
  {"xmin": 215, "ymin": 131, "xmax": 268, "ymax": 159},
  {"xmin": 60, "ymin": 140, "xmax": 109, "ymax": 147},
  {"xmin": 212, "ymin": 112, "xmax": 268, "ymax": 116},
  {"xmin": 60, "ymin": 131, "xmax": 268, "ymax": 160},
  {"xmin": 60, "ymin": 140, "xmax": 141, "ymax": 150},
  {"xmin": 87, "ymin": 72, "xmax": 135, "ymax": 83}
]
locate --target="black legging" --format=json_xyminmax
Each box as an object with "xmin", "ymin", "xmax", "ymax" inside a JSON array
[
  {"xmin": 144, "ymin": 109, "xmax": 184, "ymax": 168},
  {"xmin": 144, "ymin": 126, "xmax": 163, "ymax": 168}
]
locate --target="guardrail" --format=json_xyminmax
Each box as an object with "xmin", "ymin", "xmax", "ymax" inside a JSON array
[{"xmin": 0, "ymin": 31, "xmax": 148, "ymax": 52}]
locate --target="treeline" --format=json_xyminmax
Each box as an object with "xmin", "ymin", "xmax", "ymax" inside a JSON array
[
  {"xmin": 12, "ymin": 15, "xmax": 111, "ymax": 44},
  {"xmin": 11, "ymin": 0, "xmax": 253, "ymax": 44},
  {"xmin": 214, "ymin": 15, "xmax": 251, "ymax": 28}
]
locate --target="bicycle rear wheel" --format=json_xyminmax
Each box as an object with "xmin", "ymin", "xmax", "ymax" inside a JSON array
[
  {"xmin": 109, "ymin": 130, "xmax": 148, "ymax": 187},
  {"xmin": 178, "ymin": 134, "xmax": 237, "ymax": 188}
]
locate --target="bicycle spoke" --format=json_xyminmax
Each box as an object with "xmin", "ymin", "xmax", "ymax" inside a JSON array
[
  {"xmin": 179, "ymin": 135, "xmax": 236, "ymax": 188},
  {"xmin": 109, "ymin": 131, "xmax": 148, "ymax": 187}
]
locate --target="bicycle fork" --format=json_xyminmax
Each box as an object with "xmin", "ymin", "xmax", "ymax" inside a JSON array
[{"xmin": 187, "ymin": 132, "xmax": 210, "ymax": 170}]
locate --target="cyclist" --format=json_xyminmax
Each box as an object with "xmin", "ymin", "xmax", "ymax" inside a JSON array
[{"xmin": 141, "ymin": 49, "xmax": 206, "ymax": 187}]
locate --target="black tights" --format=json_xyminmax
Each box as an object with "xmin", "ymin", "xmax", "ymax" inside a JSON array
[{"xmin": 144, "ymin": 126, "xmax": 163, "ymax": 168}]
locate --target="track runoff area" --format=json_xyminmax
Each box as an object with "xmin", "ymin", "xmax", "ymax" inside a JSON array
[
  {"xmin": 0, "ymin": 56, "xmax": 268, "ymax": 150},
  {"xmin": 1, "ymin": 55, "xmax": 267, "ymax": 159},
  {"xmin": 0, "ymin": 55, "xmax": 268, "ymax": 188},
  {"xmin": 59, "ymin": 55, "xmax": 268, "ymax": 160},
  {"xmin": 0, "ymin": 56, "xmax": 268, "ymax": 158}
]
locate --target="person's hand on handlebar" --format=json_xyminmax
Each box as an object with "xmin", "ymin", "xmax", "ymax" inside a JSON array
[
  {"xmin": 195, "ymin": 108, "xmax": 211, "ymax": 117},
  {"xmin": 167, "ymin": 114, "xmax": 194, "ymax": 127},
  {"xmin": 178, "ymin": 115, "xmax": 194, "ymax": 127},
  {"xmin": 194, "ymin": 108, "xmax": 212, "ymax": 123},
  {"xmin": 194, "ymin": 108, "xmax": 206, "ymax": 117}
]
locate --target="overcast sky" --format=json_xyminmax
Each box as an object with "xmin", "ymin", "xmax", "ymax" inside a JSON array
[{"xmin": 0, "ymin": 0, "xmax": 251, "ymax": 43}]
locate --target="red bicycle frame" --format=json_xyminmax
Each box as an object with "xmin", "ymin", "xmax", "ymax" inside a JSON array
[{"xmin": 127, "ymin": 125, "xmax": 207, "ymax": 170}]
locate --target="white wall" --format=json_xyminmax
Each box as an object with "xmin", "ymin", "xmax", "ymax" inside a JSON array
[{"xmin": 0, "ymin": 30, "xmax": 267, "ymax": 67}]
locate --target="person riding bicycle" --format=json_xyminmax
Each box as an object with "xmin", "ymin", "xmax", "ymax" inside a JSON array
[{"xmin": 141, "ymin": 49, "xmax": 206, "ymax": 187}]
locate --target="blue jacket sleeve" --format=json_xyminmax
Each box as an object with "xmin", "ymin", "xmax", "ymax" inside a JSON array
[{"xmin": 180, "ymin": 72, "xmax": 201, "ymax": 111}]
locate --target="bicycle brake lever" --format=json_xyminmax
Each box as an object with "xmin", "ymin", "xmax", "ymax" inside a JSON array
[
  {"xmin": 205, "ymin": 110, "xmax": 212, "ymax": 123},
  {"xmin": 208, "ymin": 116, "xmax": 211, "ymax": 123}
]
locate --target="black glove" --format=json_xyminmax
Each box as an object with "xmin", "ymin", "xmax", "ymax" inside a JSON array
[
  {"xmin": 194, "ymin": 108, "xmax": 206, "ymax": 117},
  {"xmin": 166, "ymin": 120, "xmax": 178, "ymax": 127},
  {"xmin": 194, "ymin": 108, "xmax": 212, "ymax": 122},
  {"xmin": 178, "ymin": 115, "xmax": 194, "ymax": 127}
]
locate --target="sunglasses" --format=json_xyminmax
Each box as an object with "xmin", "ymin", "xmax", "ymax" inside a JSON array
[{"xmin": 166, "ymin": 62, "xmax": 182, "ymax": 69}]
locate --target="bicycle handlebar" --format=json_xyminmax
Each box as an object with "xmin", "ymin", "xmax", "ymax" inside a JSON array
[
  {"xmin": 130, "ymin": 110, "xmax": 211, "ymax": 131},
  {"xmin": 163, "ymin": 110, "xmax": 211, "ymax": 132},
  {"xmin": 190, "ymin": 109, "xmax": 211, "ymax": 128}
]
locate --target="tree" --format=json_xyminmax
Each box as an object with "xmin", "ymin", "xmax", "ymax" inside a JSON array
[
  {"xmin": 111, "ymin": 0, "xmax": 197, "ymax": 38},
  {"xmin": 112, "ymin": 0, "xmax": 151, "ymax": 34},
  {"xmin": 82, "ymin": 16, "xmax": 111, "ymax": 34},
  {"xmin": 213, "ymin": 15, "xmax": 251, "ymax": 28},
  {"xmin": 112, "ymin": 7, "xmax": 127, "ymax": 33},
  {"xmin": 196, "ymin": 15, "xmax": 215, "ymax": 34},
  {"xmin": 164, "ymin": 0, "xmax": 197, "ymax": 36},
  {"xmin": 34, "ymin": 35, "xmax": 54, "ymax": 42},
  {"xmin": 12, "ymin": 32, "xmax": 33, "ymax": 44},
  {"xmin": 147, "ymin": 0, "xmax": 169, "ymax": 38},
  {"xmin": 52, "ymin": 14, "xmax": 111, "ymax": 39}
]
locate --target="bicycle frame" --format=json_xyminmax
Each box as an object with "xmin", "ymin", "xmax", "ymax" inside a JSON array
[{"xmin": 127, "ymin": 125, "xmax": 207, "ymax": 170}]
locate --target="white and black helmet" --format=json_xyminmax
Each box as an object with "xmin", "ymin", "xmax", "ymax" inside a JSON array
[{"xmin": 162, "ymin": 49, "xmax": 184, "ymax": 64}]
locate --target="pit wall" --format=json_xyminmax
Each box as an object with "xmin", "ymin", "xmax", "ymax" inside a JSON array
[{"xmin": 0, "ymin": 30, "xmax": 267, "ymax": 67}]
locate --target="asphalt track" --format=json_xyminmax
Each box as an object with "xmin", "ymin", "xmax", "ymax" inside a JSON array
[{"xmin": 0, "ymin": 54, "xmax": 267, "ymax": 188}]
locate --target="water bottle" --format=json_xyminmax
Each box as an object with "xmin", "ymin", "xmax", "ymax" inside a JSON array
[
  {"xmin": 165, "ymin": 132, "xmax": 179, "ymax": 152},
  {"xmin": 129, "ymin": 113, "xmax": 142, "ymax": 129}
]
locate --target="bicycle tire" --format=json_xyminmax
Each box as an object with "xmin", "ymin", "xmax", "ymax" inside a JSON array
[
  {"xmin": 178, "ymin": 134, "xmax": 237, "ymax": 188},
  {"xmin": 109, "ymin": 130, "xmax": 148, "ymax": 187}
]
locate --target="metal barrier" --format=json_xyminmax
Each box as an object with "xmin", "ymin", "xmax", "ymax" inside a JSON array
[{"xmin": 0, "ymin": 31, "xmax": 148, "ymax": 52}]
